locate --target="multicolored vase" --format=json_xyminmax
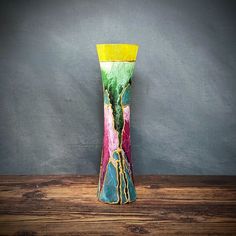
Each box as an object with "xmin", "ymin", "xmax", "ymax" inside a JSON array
[{"xmin": 96, "ymin": 44, "xmax": 139, "ymax": 204}]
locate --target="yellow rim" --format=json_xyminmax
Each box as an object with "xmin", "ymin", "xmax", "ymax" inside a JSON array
[{"xmin": 96, "ymin": 44, "xmax": 139, "ymax": 62}]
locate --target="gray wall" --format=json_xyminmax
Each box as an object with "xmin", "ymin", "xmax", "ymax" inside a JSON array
[{"xmin": 0, "ymin": 0, "xmax": 236, "ymax": 175}]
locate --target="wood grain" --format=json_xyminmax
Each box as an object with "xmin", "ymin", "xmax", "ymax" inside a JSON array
[{"xmin": 0, "ymin": 175, "xmax": 236, "ymax": 235}]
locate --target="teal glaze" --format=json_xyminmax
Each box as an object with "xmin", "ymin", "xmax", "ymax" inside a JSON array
[
  {"xmin": 125, "ymin": 166, "xmax": 136, "ymax": 201},
  {"xmin": 103, "ymin": 89, "xmax": 110, "ymax": 105},
  {"xmin": 121, "ymin": 84, "xmax": 131, "ymax": 105},
  {"xmin": 98, "ymin": 150, "xmax": 136, "ymax": 204},
  {"xmin": 113, "ymin": 151, "xmax": 119, "ymax": 160},
  {"xmin": 99, "ymin": 161, "xmax": 119, "ymax": 203},
  {"xmin": 121, "ymin": 173, "xmax": 127, "ymax": 203}
]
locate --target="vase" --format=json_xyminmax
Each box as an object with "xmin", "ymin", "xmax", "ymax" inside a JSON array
[{"xmin": 96, "ymin": 44, "xmax": 139, "ymax": 204}]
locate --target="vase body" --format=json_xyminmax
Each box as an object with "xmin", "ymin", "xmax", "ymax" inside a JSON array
[{"xmin": 96, "ymin": 44, "xmax": 138, "ymax": 204}]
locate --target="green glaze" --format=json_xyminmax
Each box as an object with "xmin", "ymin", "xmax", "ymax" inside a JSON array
[{"xmin": 100, "ymin": 62, "xmax": 135, "ymax": 144}]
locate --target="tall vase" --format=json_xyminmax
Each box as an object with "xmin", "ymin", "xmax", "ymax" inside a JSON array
[{"xmin": 96, "ymin": 44, "xmax": 139, "ymax": 204}]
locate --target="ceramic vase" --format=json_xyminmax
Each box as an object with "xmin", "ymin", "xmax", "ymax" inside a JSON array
[{"xmin": 96, "ymin": 44, "xmax": 139, "ymax": 204}]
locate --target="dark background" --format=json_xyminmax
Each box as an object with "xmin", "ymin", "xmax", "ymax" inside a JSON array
[{"xmin": 0, "ymin": 0, "xmax": 235, "ymax": 175}]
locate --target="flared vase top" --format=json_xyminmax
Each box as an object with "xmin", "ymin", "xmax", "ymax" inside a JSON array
[{"xmin": 96, "ymin": 44, "xmax": 139, "ymax": 62}]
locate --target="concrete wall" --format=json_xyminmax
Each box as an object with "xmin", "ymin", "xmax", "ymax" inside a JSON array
[{"xmin": 0, "ymin": 0, "xmax": 235, "ymax": 174}]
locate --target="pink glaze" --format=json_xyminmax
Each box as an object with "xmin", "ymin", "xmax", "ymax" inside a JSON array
[
  {"xmin": 100, "ymin": 104, "xmax": 119, "ymax": 190},
  {"xmin": 122, "ymin": 106, "xmax": 131, "ymax": 164}
]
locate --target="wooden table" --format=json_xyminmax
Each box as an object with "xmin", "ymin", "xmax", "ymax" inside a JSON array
[{"xmin": 0, "ymin": 175, "xmax": 236, "ymax": 235}]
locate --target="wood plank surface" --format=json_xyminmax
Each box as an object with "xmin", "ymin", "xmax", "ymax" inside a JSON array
[{"xmin": 0, "ymin": 175, "xmax": 236, "ymax": 235}]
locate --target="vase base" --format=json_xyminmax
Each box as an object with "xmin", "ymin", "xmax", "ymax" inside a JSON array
[
  {"xmin": 97, "ymin": 196, "xmax": 136, "ymax": 205},
  {"xmin": 97, "ymin": 149, "xmax": 136, "ymax": 205}
]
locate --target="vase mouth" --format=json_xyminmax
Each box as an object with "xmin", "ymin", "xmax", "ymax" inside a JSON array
[{"xmin": 96, "ymin": 44, "xmax": 139, "ymax": 62}]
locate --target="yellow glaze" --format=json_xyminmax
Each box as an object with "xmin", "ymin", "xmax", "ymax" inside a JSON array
[{"xmin": 96, "ymin": 44, "xmax": 139, "ymax": 62}]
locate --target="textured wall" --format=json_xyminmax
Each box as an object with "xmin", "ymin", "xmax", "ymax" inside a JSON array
[{"xmin": 0, "ymin": 0, "xmax": 235, "ymax": 175}]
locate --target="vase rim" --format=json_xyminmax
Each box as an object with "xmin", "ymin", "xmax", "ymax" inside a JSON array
[
  {"xmin": 96, "ymin": 43, "xmax": 138, "ymax": 46},
  {"xmin": 96, "ymin": 44, "xmax": 139, "ymax": 62}
]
